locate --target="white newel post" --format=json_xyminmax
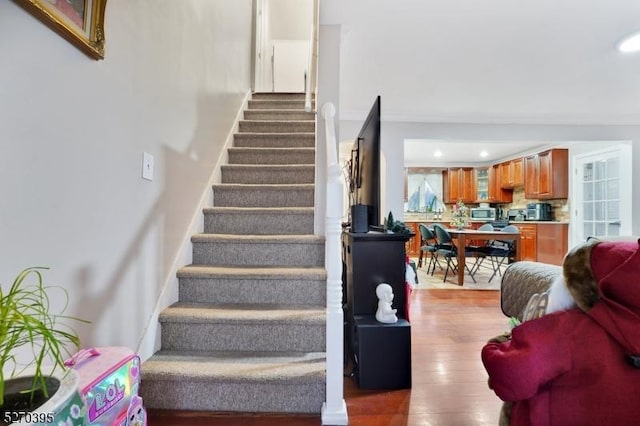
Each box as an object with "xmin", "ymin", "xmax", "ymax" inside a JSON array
[{"xmin": 321, "ymin": 103, "xmax": 349, "ymax": 425}]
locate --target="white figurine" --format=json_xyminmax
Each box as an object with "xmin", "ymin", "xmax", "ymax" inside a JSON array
[{"xmin": 375, "ymin": 283, "xmax": 398, "ymax": 324}]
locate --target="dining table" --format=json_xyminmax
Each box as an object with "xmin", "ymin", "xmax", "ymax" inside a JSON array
[{"xmin": 446, "ymin": 228, "xmax": 521, "ymax": 286}]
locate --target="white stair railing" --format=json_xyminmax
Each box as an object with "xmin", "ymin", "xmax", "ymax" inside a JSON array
[{"xmin": 320, "ymin": 103, "xmax": 348, "ymax": 425}]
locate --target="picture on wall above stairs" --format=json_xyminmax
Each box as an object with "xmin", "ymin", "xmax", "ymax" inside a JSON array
[{"xmin": 140, "ymin": 93, "xmax": 327, "ymax": 414}]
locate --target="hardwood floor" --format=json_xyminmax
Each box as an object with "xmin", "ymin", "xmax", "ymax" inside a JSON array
[{"xmin": 148, "ymin": 289, "xmax": 507, "ymax": 426}]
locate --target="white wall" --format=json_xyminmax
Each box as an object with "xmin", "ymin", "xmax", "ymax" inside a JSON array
[
  {"xmin": 0, "ymin": 0, "xmax": 253, "ymax": 361},
  {"xmin": 270, "ymin": 0, "xmax": 314, "ymax": 40}
]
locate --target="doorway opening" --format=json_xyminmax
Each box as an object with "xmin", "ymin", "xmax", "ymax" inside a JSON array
[{"xmin": 253, "ymin": 0, "xmax": 314, "ymax": 93}]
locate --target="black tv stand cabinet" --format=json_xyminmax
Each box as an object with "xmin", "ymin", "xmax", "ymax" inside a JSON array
[{"xmin": 342, "ymin": 231, "xmax": 412, "ymax": 389}]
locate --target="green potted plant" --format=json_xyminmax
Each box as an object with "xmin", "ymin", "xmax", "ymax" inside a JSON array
[
  {"xmin": 385, "ymin": 211, "xmax": 412, "ymax": 235},
  {"xmin": 1, "ymin": 267, "xmax": 87, "ymax": 425},
  {"xmin": 450, "ymin": 199, "xmax": 470, "ymax": 230}
]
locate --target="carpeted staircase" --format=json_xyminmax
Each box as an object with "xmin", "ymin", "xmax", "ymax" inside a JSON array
[{"xmin": 140, "ymin": 93, "xmax": 327, "ymax": 413}]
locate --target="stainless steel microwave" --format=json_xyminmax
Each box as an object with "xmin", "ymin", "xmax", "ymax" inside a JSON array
[{"xmin": 470, "ymin": 207, "xmax": 496, "ymax": 221}]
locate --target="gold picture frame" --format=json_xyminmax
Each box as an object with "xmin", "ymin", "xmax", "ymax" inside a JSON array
[{"xmin": 15, "ymin": 0, "xmax": 107, "ymax": 60}]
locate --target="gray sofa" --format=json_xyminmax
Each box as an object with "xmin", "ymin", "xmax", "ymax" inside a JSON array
[
  {"xmin": 500, "ymin": 261, "xmax": 561, "ymax": 321},
  {"xmin": 500, "ymin": 236, "xmax": 640, "ymax": 320}
]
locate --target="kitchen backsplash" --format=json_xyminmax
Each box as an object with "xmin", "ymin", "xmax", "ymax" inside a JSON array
[
  {"xmin": 404, "ymin": 187, "xmax": 570, "ymax": 222},
  {"xmin": 505, "ymin": 187, "xmax": 570, "ymax": 222}
]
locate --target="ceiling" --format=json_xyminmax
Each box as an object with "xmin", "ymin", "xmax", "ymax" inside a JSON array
[
  {"xmin": 403, "ymin": 140, "xmax": 555, "ymax": 168},
  {"xmin": 321, "ymin": 0, "xmax": 640, "ymax": 164}
]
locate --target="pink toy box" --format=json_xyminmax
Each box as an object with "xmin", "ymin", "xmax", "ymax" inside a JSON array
[{"xmin": 64, "ymin": 347, "xmax": 147, "ymax": 426}]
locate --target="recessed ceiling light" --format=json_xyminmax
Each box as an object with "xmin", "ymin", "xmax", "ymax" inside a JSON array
[
  {"xmin": 618, "ymin": 32, "xmax": 640, "ymax": 53},
  {"xmin": 480, "ymin": 150, "xmax": 489, "ymax": 158},
  {"xmin": 434, "ymin": 150, "xmax": 443, "ymax": 158}
]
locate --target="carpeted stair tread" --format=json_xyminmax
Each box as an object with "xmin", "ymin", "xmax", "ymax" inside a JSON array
[
  {"xmin": 233, "ymin": 132, "xmax": 315, "ymax": 148},
  {"xmin": 251, "ymin": 92, "xmax": 307, "ymax": 100},
  {"xmin": 210, "ymin": 184, "xmax": 315, "ymax": 208},
  {"xmin": 160, "ymin": 302, "xmax": 325, "ymax": 324},
  {"xmin": 214, "ymin": 183, "xmax": 314, "ymax": 189},
  {"xmin": 221, "ymin": 163, "xmax": 314, "ymax": 172},
  {"xmin": 202, "ymin": 206, "xmax": 314, "ymax": 214},
  {"xmin": 248, "ymin": 99, "xmax": 314, "ymax": 110},
  {"xmin": 191, "ymin": 233, "xmax": 324, "ymax": 267},
  {"xmin": 227, "ymin": 147, "xmax": 315, "ymax": 165},
  {"xmin": 191, "ymin": 233, "xmax": 324, "ymax": 244},
  {"xmin": 203, "ymin": 206, "xmax": 314, "ymax": 221},
  {"xmin": 238, "ymin": 120, "xmax": 315, "ymax": 133},
  {"xmin": 244, "ymin": 110, "xmax": 316, "ymax": 120},
  {"xmin": 178, "ymin": 264, "xmax": 325, "ymax": 279},
  {"xmin": 240, "ymin": 119, "xmax": 314, "ymax": 124},
  {"xmin": 228, "ymin": 146, "xmax": 315, "ymax": 153},
  {"xmin": 141, "ymin": 350, "xmax": 325, "ymax": 413},
  {"xmin": 221, "ymin": 165, "xmax": 315, "ymax": 185},
  {"xmin": 211, "ymin": 187, "xmax": 314, "ymax": 208},
  {"xmin": 202, "ymin": 206, "xmax": 314, "ymax": 235},
  {"xmin": 143, "ymin": 350, "xmax": 325, "ymax": 383},
  {"xmin": 229, "ymin": 146, "xmax": 315, "ymax": 151},
  {"xmin": 245, "ymin": 109, "xmax": 313, "ymax": 113},
  {"xmin": 176, "ymin": 265, "xmax": 326, "ymax": 306}
]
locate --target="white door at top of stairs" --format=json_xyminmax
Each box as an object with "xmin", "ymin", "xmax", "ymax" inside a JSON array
[{"xmin": 253, "ymin": 0, "xmax": 313, "ymax": 92}]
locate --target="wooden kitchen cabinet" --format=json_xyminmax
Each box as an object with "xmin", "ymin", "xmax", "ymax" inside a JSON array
[
  {"xmin": 442, "ymin": 169, "xmax": 456, "ymax": 203},
  {"xmin": 443, "ymin": 168, "xmax": 475, "ymax": 203},
  {"xmin": 536, "ymin": 223, "xmax": 568, "ymax": 265},
  {"xmin": 461, "ymin": 168, "xmax": 475, "ymax": 202},
  {"xmin": 405, "ymin": 222, "xmax": 421, "ymax": 257},
  {"xmin": 500, "ymin": 158, "xmax": 524, "ymax": 188},
  {"xmin": 512, "ymin": 222, "xmax": 568, "ymax": 264},
  {"xmin": 475, "ymin": 168, "xmax": 490, "ymax": 202},
  {"xmin": 515, "ymin": 223, "xmax": 537, "ymax": 261},
  {"xmin": 488, "ymin": 164, "xmax": 513, "ymax": 203},
  {"xmin": 512, "ymin": 158, "xmax": 524, "ymax": 187},
  {"xmin": 524, "ymin": 149, "xmax": 568, "ymax": 199},
  {"xmin": 538, "ymin": 149, "xmax": 568, "ymax": 199}
]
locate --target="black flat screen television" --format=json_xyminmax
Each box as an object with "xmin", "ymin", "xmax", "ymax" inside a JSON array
[{"xmin": 350, "ymin": 96, "xmax": 381, "ymax": 229}]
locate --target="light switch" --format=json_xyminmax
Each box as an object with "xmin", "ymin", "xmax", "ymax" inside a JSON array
[{"xmin": 142, "ymin": 152, "xmax": 154, "ymax": 181}]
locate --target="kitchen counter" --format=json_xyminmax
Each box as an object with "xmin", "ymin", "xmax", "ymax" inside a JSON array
[
  {"xmin": 508, "ymin": 221, "xmax": 569, "ymax": 225},
  {"xmin": 403, "ymin": 216, "xmax": 568, "ymax": 225}
]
